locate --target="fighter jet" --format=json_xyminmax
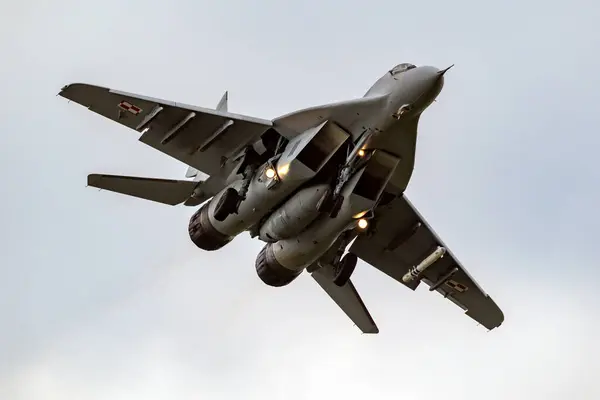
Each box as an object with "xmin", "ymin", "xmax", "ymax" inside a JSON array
[{"xmin": 58, "ymin": 62, "xmax": 503, "ymax": 334}]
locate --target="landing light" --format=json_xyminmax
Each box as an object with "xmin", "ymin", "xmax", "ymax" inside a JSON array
[
  {"xmin": 357, "ymin": 149, "xmax": 365, "ymax": 157},
  {"xmin": 277, "ymin": 163, "xmax": 290, "ymax": 176},
  {"xmin": 265, "ymin": 167, "xmax": 276, "ymax": 179},
  {"xmin": 357, "ymin": 218, "xmax": 369, "ymax": 230},
  {"xmin": 353, "ymin": 210, "xmax": 368, "ymax": 219}
]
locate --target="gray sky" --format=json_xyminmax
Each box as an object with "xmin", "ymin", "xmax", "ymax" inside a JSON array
[{"xmin": 2, "ymin": 0, "xmax": 600, "ymax": 398}]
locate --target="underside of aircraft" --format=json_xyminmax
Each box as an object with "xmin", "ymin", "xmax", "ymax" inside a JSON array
[{"xmin": 58, "ymin": 62, "xmax": 504, "ymax": 334}]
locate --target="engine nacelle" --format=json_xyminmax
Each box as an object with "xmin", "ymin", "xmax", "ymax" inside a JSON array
[
  {"xmin": 258, "ymin": 149, "xmax": 400, "ymax": 274},
  {"xmin": 188, "ymin": 202, "xmax": 233, "ymax": 251},
  {"xmin": 264, "ymin": 168, "xmax": 375, "ymax": 272},
  {"xmin": 255, "ymin": 242, "xmax": 302, "ymax": 286},
  {"xmin": 189, "ymin": 121, "xmax": 349, "ymax": 251}
]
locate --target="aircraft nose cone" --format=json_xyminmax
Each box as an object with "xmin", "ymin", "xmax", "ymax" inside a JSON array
[
  {"xmin": 431, "ymin": 64, "xmax": 453, "ymax": 92},
  {"xmin": 437, "ymin": 64, "xmax": 454, "ymax": 76},
  {"xmin": 424, "ymin": 66, "xmax": 446, "ymax": 94},
  {"xmin": 412, "ymin": 65, "xmax": 448, "ymax": 106}
]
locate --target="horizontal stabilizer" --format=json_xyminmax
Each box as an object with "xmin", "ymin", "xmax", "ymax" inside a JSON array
[
  {"xmin": 87, "ymin": 174, "xmax": 198, "ymax": 205},
  {"xmin": 311, "ymin": 266, "xmax": 379, "ymax": 334}
]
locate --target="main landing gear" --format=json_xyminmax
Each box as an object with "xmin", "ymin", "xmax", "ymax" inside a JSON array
[
  {"xmin": 213, "ymin": 148, "xmax": 259, "ymax": 222},
  {"xmin": 213, "ymin": 187, "xmax": 241, "ymax": 221},
  {"xmin": 333, "ymin": 253, "xmax": 357, "ymax": 286},
  {"xmin": 329, "ymin": 231, "xmax": 359, "ymax": 287}
]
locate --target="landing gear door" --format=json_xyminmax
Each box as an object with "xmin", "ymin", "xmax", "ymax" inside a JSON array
[
  {"xmin": 353, "ymin": 150, "xmax": 400, "ymax": 202},
  {"xmin": 277, "ymin": 121, "xmax": 349, "ymax": 179}
]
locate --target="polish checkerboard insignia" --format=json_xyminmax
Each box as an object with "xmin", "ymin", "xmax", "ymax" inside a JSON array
[
  {"xmin": 118, "ymin": 101, "xmax": 142, "ymax": 115},
  {"xmin": 445, "ymin": 279, "xmax": 468, "ymax": 293}
]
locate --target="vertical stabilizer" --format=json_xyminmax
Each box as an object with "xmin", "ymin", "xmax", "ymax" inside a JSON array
[{"xmin": 216, "ymin": 90, "xmax": 228, "ymax": 111}]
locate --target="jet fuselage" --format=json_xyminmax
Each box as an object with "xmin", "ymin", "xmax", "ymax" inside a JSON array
[{"xmin": 189, "ymin": 63, "xmax": 448, "ymax": 287}]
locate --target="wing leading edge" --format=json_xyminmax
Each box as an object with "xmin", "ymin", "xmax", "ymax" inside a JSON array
[{"xmin": 350, "ymin": 195, "xmax": 504, "ymax": 330}]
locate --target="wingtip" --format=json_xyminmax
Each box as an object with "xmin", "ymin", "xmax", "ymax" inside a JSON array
[
  {"xmin": 59, "ymin": 82, "xmax": 79, "ymax": 93},
  {"xmin": 87, "ymin": 173, "xmax": 103, "ymax": 187},
  {"xmin": 57, "ymin": 83, "xmax": 80, "ymax": 98},
  {"xmin": 58, "ymin": 82, "xmax": 101, "ymax": 98},
  {"xmin": 362, "ymin": 325, "xmax": 380, "ymax": 334},
  {"xmin": 57, "ymin": 84, "xmax": 69, "ymax": 97}
]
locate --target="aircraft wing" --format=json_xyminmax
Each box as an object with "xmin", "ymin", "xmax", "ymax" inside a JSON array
[
  {"xmin": 349, "ymin": 195, "xmax": 504, "ymax": 330},
  {"xmin": 59, "ymin": 83, "xmax": 273, "ymax": 177},
  {"xmin": 87, "ymin": 174, "xmax": 198, "ymax": 205},
  {"xmin": 311, "ymin": 265, "xmax": 379, "ymax": 334}
]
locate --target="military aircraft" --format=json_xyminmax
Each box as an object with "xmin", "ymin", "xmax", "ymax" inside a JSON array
[{"xmin": 58, "ymin": 62, "xmax": 503, "ymax": 334}]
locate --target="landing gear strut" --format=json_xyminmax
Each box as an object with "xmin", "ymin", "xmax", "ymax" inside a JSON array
[
  {"xmin": 316, "ymin": 187, "xmax": 341, "ymax": 215},
  {"xmin": 213, "ymin": 148, "xmax": 259, "ymax": 222},
  {"xmin": 214, "ymin": 188, "xmax": 241, "ymax": 221}
]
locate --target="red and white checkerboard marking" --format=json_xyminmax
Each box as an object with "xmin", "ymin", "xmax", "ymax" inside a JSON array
[
  {"xmin": 118, "ymin": 101, "xmax": 142, "ymax": 115},
  {"xmin": 445, "ymin": 280, "xmax": 468, "ymax": 293}
]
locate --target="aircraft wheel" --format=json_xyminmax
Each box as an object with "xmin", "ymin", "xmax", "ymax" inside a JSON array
[
  {"xmin": 333, "ymin": 253, "xmax": 357, "ymax": 287},
  {"xmin": 214, "ymin": 188, "xmax": 240, "ymax": 222},
  {"xmin": 329, "ymin": 195, "xmax": 344, "ymax": 218}
]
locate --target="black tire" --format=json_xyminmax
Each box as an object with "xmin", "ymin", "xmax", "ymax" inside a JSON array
[
  {"xmin": 214, "ymin": 188, "xmax": 239, "ymax": 222},
  {"xmin": 329, "ymin": 195, "xmax": 344, "ymax": 218},
  {"xmin": 333, "ymin": 253, "xmax": 357, "ymax": 286}
]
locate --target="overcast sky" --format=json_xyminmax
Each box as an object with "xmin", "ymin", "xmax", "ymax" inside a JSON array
[{"xmin": 2, "ymin": 0, "xmax": 600, "ymax": 399}]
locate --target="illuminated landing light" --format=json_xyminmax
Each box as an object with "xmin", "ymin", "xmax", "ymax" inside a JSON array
[
  {"xmin": 357, "ymin": 149, "xmax": 366, "ymax": 157},
  {"xmin": 265, "ymin": 167, "xmax": 276, "ymax": 179},
  {"xmin": 277, "ymin": 163, "xmax": 290, "ymax": 177},
  {"xmin": 357, "ymin": 218, "xmax": 369, "ymax": 230},
  {"xmin": 353, "ymin": 210, "xmax": 368, "ymax": 219}
]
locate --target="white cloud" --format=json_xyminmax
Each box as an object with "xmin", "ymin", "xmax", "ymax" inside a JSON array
[
  {"xmin": 3, "ymin": 252, "xmax": 599, "ymax": 399},
  {"xmin": 2, "ymin": 0, "xmax": 600, "ymax": 398}
]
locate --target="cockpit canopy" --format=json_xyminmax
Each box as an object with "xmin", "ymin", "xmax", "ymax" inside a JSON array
[{"xmin": 389, "ymin": 63, "xmax": 416, "ymax": 76}]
